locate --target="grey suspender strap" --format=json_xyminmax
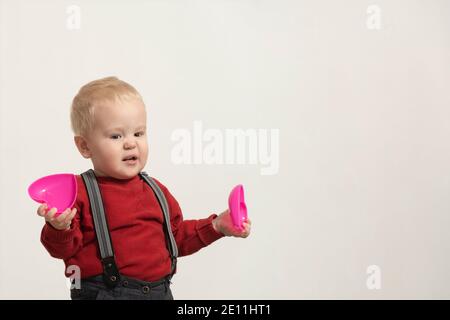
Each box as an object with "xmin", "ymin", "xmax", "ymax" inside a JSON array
[
  {"xmin": 139, "ymin": 171, "xmax": 178, "ymax": 279},
  {"xmin": 81, "ymin": 169, "xmax": 121, "ymax": 288}
]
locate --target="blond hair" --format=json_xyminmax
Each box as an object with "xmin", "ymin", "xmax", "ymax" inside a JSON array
[{"xmin": 70, "ymin": 76, "xmax": 143, "ymax": 136}]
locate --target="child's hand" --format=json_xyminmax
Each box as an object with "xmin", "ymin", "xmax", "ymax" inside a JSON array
[
  {"xmin": 212, "ymin": 209, "xmax": 251, "ymax": 238},
  {"xmin": 37, "ymin": 204, "xmax": 77, "ymax": 231}
]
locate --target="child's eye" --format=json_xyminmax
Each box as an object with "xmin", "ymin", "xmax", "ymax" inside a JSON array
[
  {"xmin": 110, "ymin": 134, "xmax": 121, "ymax": 139},
  {"xmin": 135, "ymin": 131, "xmax": 145, "ymax": 137}
]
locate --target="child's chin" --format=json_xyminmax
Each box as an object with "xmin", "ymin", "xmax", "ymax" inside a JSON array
[
  {"xmin": 129, "ymin": 164, "xmax": 144, "ymax": 174},
  {"xmin": 115, "ymin": 166, "xmax": 142, "ymax": 178}
]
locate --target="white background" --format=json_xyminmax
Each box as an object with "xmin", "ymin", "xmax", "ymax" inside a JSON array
[{"xmin": 1, "ymin": 0, "xmax": 449, "ymax": 299}]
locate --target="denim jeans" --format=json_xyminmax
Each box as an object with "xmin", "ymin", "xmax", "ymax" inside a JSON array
[{"xmin": 70, "ymin": 275, "xmax": 174, "ymax": 300}]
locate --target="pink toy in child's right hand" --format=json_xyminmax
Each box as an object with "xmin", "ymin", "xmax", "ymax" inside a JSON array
[
  {"xmin": 27, "ymin": 173, "xmax": 77, "ymax": 216},
  {"xmin": 228, "ymin": 184, "xmax": 248, "ymax": 230}
]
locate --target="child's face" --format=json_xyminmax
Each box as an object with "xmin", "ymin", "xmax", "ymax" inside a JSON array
[{"xmin": 76, "ymin": 97, "xmax": 149, "ymax": 179}]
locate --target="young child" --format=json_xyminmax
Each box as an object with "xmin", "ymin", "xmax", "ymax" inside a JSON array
[{"xmin": 37, "ymin": 76, "xmax": 251, "ymax": 300}]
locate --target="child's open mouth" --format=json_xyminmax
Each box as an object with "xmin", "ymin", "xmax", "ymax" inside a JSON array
[{"xmin": 123, "ymin": 156, "xmax": 138, "ymax": 165}]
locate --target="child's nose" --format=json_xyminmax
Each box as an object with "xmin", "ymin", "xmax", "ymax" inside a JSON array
[{"xmin": 124, "ymin": 139, "xmax": 137, "ymax": 149}]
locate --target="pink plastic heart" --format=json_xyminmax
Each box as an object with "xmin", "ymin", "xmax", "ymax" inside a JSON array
[
  {"xmin": 28, "ymin": 173, "xmax": 77, "ymax": 215},
  {"xmin": 228, "ymin": 184, "xmax": 248, "ymax": 230}
]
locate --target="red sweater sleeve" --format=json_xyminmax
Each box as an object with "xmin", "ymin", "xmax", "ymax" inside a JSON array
[
  {"xmin": 40, "ymin": 200, "xmax": 84, "ymax": 260},
  {"xmin": 153, "ymin": 178, "xmax": 225, "ymax": 257}
]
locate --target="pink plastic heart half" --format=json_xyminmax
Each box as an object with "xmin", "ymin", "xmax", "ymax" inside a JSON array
[
  {"xmin": 28, "ymin": 173, "xmax": 77, "ymax": 215},
  {"xmin": 228, "ymin": 184, "xmax": 248, "ymax": 230}
]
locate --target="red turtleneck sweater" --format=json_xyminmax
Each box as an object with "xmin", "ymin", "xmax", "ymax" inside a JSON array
[{"xmin": 40, "ymin": 174, "xmax": 224, "ymax": 282}]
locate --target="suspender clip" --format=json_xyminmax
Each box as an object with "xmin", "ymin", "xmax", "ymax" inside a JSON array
[{"xmin": 101, "ymin": 256, "xmax": 121, "ymax": 288}]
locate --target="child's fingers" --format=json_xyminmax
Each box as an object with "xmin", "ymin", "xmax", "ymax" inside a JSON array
[
  {"xmin": 64, "ymin": 208, "xmax": 77, "ymax": 224},
  {"xmin": 241, "ymin": 222, "xmax": 251, "ymax": 237},
  {"xmin": 45, "ymin": 208, "xmax": 58, "ymax": 221},
  {"xmin": 55, "ymin": 209, "xmax": 71, "ymax": 222},
  {"xmin": 37, "ymin": 204, "xmax": 48, "ymax": 217}
]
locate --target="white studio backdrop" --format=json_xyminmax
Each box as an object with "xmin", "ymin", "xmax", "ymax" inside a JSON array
[{"xmin": 1, "ymin": 0, "xmax": 449, "ymax": 299}]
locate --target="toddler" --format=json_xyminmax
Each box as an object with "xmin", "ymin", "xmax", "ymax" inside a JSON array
[{"xmin": 37, "ymin": 77, "xmax": 251, "ymax": 300}]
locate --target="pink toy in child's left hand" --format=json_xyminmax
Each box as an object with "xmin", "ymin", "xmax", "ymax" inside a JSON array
[
  {"xmin": 28, "ymin": 173, "xmax": 77, "ymax": 215},
  {"xmin": 228, "ymin": 184, "xmax": 248, "ymax": 230}
]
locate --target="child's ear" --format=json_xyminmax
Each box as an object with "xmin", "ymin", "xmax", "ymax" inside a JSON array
[{"xmin": 74, "ymin": 135, "xmax": 92, "ymax": 159}]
